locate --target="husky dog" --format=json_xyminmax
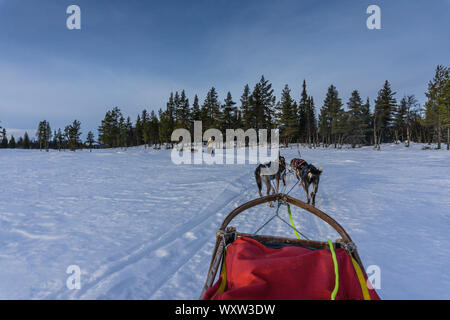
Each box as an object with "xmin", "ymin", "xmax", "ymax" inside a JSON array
[
  {"xmin": 291, "ymin": 158, "xmax": 323, "ymax": 206},
  {"xmin": 254, "ymin": 155, "xmax": 286, "ymax": 207},
  {"xmin": 297, "ymin": 164, "xmax": 323, "ymax": 206}
]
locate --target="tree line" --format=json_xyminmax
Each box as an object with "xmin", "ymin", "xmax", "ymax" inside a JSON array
[
  {"xmin": 0, "ymin": 120, "xmax": 94, "ymax": 152},
  {"xmin": 1, "ymin": 65, "xmax": 448, "ymax": 151}
]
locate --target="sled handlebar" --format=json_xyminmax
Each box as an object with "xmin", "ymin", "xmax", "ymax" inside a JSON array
[{"xmin": 219, "ymin": 194, "xmax": 353, "ymax": 244}]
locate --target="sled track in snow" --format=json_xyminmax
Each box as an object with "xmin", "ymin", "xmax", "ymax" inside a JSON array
[
  {"xmin": 147, "ymin": 187, "xmax": 258, "ymax": 299},
  {"xmin": 51, "ymin": 169, "xmax": 255, "ymax": 299}
]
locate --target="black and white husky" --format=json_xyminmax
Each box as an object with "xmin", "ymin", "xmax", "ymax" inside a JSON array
[
  {"xmin": 254, "ymin": 155, "xmax": 287, "ymax": 207},
  {"xmin": 294, "ymin": 161, "xmax": 323, "ymax": 206}
]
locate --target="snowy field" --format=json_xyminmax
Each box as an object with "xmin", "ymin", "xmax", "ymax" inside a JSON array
[{"xmin": 0, "ymin": 144, "xmax": 449, "ymax": 300}]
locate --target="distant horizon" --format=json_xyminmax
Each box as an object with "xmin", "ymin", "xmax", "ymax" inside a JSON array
[
  {"xmin": 0, "ymin": 73, "xmax": 440, "ymax": 141},
  {"xmin": 0, "ymin": 71, "xmax": 442, "ymax": 139}
]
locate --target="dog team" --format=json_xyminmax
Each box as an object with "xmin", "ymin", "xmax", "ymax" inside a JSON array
[{"xmin": 255, "ymin": 154, "xmax": 323, "ymax": 206}]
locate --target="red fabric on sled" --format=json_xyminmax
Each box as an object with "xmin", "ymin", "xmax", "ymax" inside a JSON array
[{"xmin": 203, "ymin": 237, "xmax": 380, "ymax": 300}]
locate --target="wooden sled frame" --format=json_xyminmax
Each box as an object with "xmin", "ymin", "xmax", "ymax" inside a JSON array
[{"xmin": 199, "ymin": 193, "xmax": 366, "ymax": 299}]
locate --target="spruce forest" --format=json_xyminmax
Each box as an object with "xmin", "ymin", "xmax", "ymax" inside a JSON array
[{"xmin": 1, "ymin": 65, "xmax": 449, "ymax": 151}]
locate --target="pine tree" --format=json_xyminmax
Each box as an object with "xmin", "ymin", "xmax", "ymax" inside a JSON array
[
  {"xmin": 142, "ymin": 117, "xmax": 150, "ymax": 148},
  {"xmin": 55, "ymin": 128, "xmax": 64, "ymax": 151},
  {"xmin": 181, "ymin": 90, "xmax": 190, "ymax": 128},
  {"xmin": 125, "ymin": 116, "xmax": 134, "ymax": 148},
  {"xmin": 441, "ymin": 69, "xmax": 450, "ymax": 150},
  {"xmin": 8, "ymin": 135, "xmax": 16, "ymax": 148},
  {"xmin": 335, "ymin": 109, "xmax": 349, "ymax": 148},
  {"xmin": 161, "ymin": 93, "xmax": 176, "ymax": 143},
  {"xmin": 403, "ymin": 95, "xmax": 419, "ymax": 147},
  {"xmin": 319, "ymin": 85, "xmax": 344, "ymax": 147},
  {"xmin": 112, "ymin": 108, "xmax": 122, "ymax": 147},
  {"xmin": 158, "ymin": 108, "xmax": 172, "ymax": 146},
  {"xmin": 1, "ymin": 128, "xmax": 8, "ymax": 148},
  {"xmin": 17, "ymin": 136, "xmax": 24, "ymax": 148},
  {"xmin": 98, "ymin": 107, "xmax": 122, "ymax": 148},
  {"xmin": 66, "ymin": 120, "xmax": 82, "ymax": 151},
  {"xmin": 166, "ymin": 93, "xmax": 176, "ymax": 133},
  {"xmin": 220, "ymin": 91, "xmax": 237, "ymax": 131},
  {"xmin": 45, "ymin": 122, "xmax": 51, "ymax": 151},
  {"xmin": 305, "ymin": 96, "xmax": 317, "ymax": 147},
  {"xmin": 318, "ymin": 107, "xmax": 329, "ymax": 147},
  {"xmin": 374, "ymin": 80, "xmax": 397, "ymax": 148},
  {"xmin": 149, "ymin": 111, "xmax": 160, "ymax": 146},
  {"xmin": 190, "ymin": 95, "xmax": 201, "ymax": 121},
  {"xmin": 159, "ymin": 92, "xmax": 179, "ymax": 147},
  {"xmin": 298, "ymin": 80, "xmax": 308, "ymax": 143},
  {"xmin": 37, "ymin": 121, "xmax": 44, "ymax": 150},
  {"xmin": 135, "ymin": 114, "xmax": 143, "ymax": 146},
  {"xmin": 175, "ymin": 90, "xmax": 190, "ymax": 130},
  {"xmin": 275, "ymin": 84, "xmax": 297, "ymax": 146},
  {"xmin": 64, "ymin": 126, "xmax": 70, "ymax": 149},
  {"xmin": 36, "ymin": 120, "xmax": 52, "ymax": 151},
  {"xmin": 141, "ymin": 110, "xmax": 149, "ymax": 148},
  {"xmin": 52, "ymin": 130, "xmax": 58, "ymax": 149},
  {"xmin": 86, "ymin": 131, "xmax": 95, "ymax": 152},
  {"xmin": 248, "ymin": 76, "xmax": 276, "ymax": 131},
  {"xmin": 173, "ymin": 92, "xmax": 180, "ymax": 124},
  {"xmin": 119, "ymin": 115, "xmax": 127, "ymax": 148},
  {"xmin": 394, "ymin": 97, "xmax": 408, "ymax": 143},
  {"xmin": 232, "ymin": 102, "xmax": 242, "ymax": 130},
  {"xmin": 190, "ymin": 94, "xmax": 201, "ymax": 136},
  {"xmin": 201, "ymin": 87, "xmax": 221, "ymax": 130},
  {"xmin": 424, "ymin": 65, "xmax": 449, "ymax": 149},
  {"xmin": 362, "ymin": 98, "xmax": 372, "ymax": 145},
  {"xmin": 346, "ymin": 90, "xmax": 369, "ymax": 147},
  {"xmin": 240, "ymin": 84, "xmax": 252, "ymax": 129},
  {"xmin": 23, "ymin": 132, "xmax": 30, "ymax": 149}
]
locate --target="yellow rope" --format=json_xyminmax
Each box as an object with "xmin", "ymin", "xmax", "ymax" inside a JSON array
[
  {"xmin": 287, "ymin": 203, "xmax": 301, "ymax": 239},
  {"xmin": 350, "ymin": 256, "xmax": 371, "ymax": 300},
  {"xmin": 215, "ymin": 251, "xmax": 228, "ymax": 295},
  {"xmin": 328, "ymin": 240, "xmax": 339, "ymax": 300}
]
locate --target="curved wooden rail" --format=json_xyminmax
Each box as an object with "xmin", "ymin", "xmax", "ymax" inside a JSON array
[{"xmin": 219, "ymin": 194, "xmax": 353, "ymax": 243}]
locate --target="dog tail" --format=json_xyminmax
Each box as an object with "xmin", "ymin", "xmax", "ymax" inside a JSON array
[
  {"xmin": 310, "ymin": 166, "xmax": 323, "ymax": 175},
  {"xmin": 254, "ymin": 166, "xmax": 262, "ymax": 191}
]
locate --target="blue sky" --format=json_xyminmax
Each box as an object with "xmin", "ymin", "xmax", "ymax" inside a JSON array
[{"xmin": 0, "ymin": 0, "xmax": 449, "ymax": 138}]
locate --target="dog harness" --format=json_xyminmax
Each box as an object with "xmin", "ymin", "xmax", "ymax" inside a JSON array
[{"xmin": 291, "ymin": 158, "xmax": 307, "ymax": 170}]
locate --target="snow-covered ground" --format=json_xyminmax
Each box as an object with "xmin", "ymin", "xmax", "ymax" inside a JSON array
[{"xmin": 0, "ymin": 144, "xmax": 449, "ymax": 299}]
